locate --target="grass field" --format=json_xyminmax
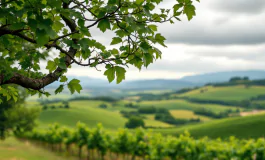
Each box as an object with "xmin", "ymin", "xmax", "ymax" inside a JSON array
[
  {"xmin": 177, "ymin": 85, "xmax": 265, "ymax": 101},
  {"xmin": 138, "ymin": 99, "xmax": 238, "ymax": 112},
  {"xmin": 144, "ymin": 115, "xmax": 174, "ymax": 127},
  {"xmin": 169, "ymin": 110, "xmax": 212, "ymax": 121},
  {"xmin": 37, "ymin": 100, "xmax": 174, "ymax": 129},
  {"xmin": 155, "ymin": 113, "xmax": 265, "ymax": 139},
  {"xmin": 0, "ymin": 137, "xmax": 77, "ymax": 160},
  {"xmin": 39, "ymin": 103, "xmax": 127, "ymax": 129}
]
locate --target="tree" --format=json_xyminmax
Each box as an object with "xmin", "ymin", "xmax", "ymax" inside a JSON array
[
  {"xmin": 229, "ymin": 77, "xmax": 242, "ymax": 82},
  {"xmin": 4, "ymin": 105, "xmax": 40, "ymax": 136},
  {"xmin": 63, "ymin": 101, "xmax": 70, "ymax": 108},
  {"xmin": 0, "ymin": 87, "xmax": 39, "ymax": 139},
  {"xmin": 0, "ymin": 0, "xmax": 199, "ymax": 101},
  {"xmin": 125, "ymin": 116, "xmax": 144, "ymax": 129},
  {"xmin": 99, "ymin": 103, "xmax": 107, "ymax": 109}
]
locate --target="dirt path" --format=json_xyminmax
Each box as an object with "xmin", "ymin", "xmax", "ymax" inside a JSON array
[{"xmin": 240, "ymin": 110, "xmax": 265, "ymax": 116}]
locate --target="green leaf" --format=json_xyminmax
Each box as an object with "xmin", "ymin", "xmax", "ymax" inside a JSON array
[
  {"xmin": 148, "ymin": 25, "xmax": 157, "ymax": 32},
  {"xmin": 110, "ymin": 37, "xmax": 122, "ymax": 45},
  {"xmin": 136, "ymin": 0, "xmax": 144, "ymax": 5},
  {"xmin": 111, "ymin": 48, "xmax": 119, "ymax": 55},
  {"xmin": 53, "ymin": 21, "xmax": 64, "ymax": 32},
  {"xmin": 28, "ymin": 19, "xmax": 37, "ymax": 31},
  {"xmin": 78, "ymin": 19, "xmax": 85, "ymax": 27},
  {"xmin": 108, "ymin": 0, "xmax": 118, "ymax": 5},
  {"xmin": 10, "ymin": 22, "xmax": 26, "ymax": 30},
  {"xmin": 46, "ymin": 60, "xmax": 57, "ymax": 73},
  {"xmin": 45, "ymin": 92, "xmax": 51, "ymax": 97},
  {"xmin": 184, "ymin": 4, "xmax": 196, "ymax": 21},
  {"xmin": 36, "ymin": 29, "xmax": 49, "ymax": 46},
  {"xmin": 60, "ymin": 76, "xmax": 68, "ymax": 82},
  {"xmin": 58, "ymin": 58, "xmax": 67, "ymax": 69},
  {"xmin": 115, "ymin": 66, "xmax": 126, "ymax": 84},
  {"xmin": 139, "ymin": 42, "xmax": 151, "ymax": 53},
  {"xmin": 143, "ymin": 53, "xmax": 153, "ymax": 67},
  {"xmin": 68, "ymin": 79, "xmax": 82, "ymax": 94},
  {"xmin": 155, "ymin": 33, "xmax": 167, "ymax": 47},
  {"xmin": 97, "ymin": 19, "xmax": 111, "ymax": 32},
  {"xmin": 104, "ymin": 67, "xmax": 115, "ymax": 83},
  {"xmin": 55, "ymin": 85, "xmax": 64, "ymax": 94},
  {"xmin": 173, "ymin": 4, "xmax": 183, "ymax": 14}
]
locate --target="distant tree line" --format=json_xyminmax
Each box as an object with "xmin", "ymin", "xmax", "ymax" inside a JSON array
[
  {"xmin": 207, "ymin": 77, "xmax": 265, "ymax": 87},
  {"xmin": 193, "ymin": 108, "xmax": 240, "ymax": 119},
  {"xmin": 120, "ymin": 110, "xmax": 142, "ymax": 118},
  {"xmin": 120, "ymin": 106, "xmax": 201, "ymax": 126},
  {"xmin": 42, "ymin": 101, "xmax": 70, "ymax": 110},
  {"xmin": 181, "ymin": 95, "xmax": 265, "ymax": 110},
  {"xmin": 39, "ymin": 99, "xmax": 64, "ymax": 105},
  {"xmin": 154, "ymin": 111, "xmax": 200, "ymax": 125},
  {"xmin": 124, "ymin": 103, "xmax": 139, "ymax": 108},
  {"xmin": 69, "ymin": 96, "xmax": 118, "ymax": 102}
]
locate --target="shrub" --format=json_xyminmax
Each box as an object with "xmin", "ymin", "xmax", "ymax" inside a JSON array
[
  {"xmin": 125, "ymin": 116, "xmax": 145, "ymax": 129},
  {"xmin": 138, "ymin": 106, "xmax": 156, "ymax": 114},
  {"xmin": 42, "ymin": 105, "xmax": 48, "ymax": 110},
  {"xmin": 99, "ymin": 104, "xmax": 107, "ymax": 109}
]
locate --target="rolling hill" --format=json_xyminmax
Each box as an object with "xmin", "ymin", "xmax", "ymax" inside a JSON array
[
  {"xmin": 156, "ymin": 113, "xmax": 265, "ymax": 139},
  {"xmin": 36, "ymin": 100, "xmax": 172, "ymax": 129},
  {"xmin": 177, "ymin": 85, "xmax": 265, "ymax": 101}
]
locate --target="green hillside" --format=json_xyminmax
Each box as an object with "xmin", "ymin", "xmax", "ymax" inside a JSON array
[
  {"xmin": 156, "ymin": 113, "xmax": 265, "ymax": 139},
  {"xmin": 139, "ymin": 99, "xmax": 238, "ymax": 112},
  {"xmin": 177, "ymin": 85, "xmax": 265, "ymax": 101},
  {"xmin": 37, "ymin": 100, "xmax": 172, "ymax": 129}
]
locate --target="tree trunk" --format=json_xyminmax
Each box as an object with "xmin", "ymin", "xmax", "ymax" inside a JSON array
[
  {"xmin": 87, "ymin": 149, "xmax": 90, "ymax": 160},
  {"xmin": 0, "ymin": 128, "xmax": 5, "ymax": 140},
  {"xmin": 78, "ymin": 146, "xmax": 82, "ymax": 159}
]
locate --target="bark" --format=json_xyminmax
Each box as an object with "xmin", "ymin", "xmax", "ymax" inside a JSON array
[{"xmin": 0, "ymin": 2, "xmax": 78, "ymax": 91}]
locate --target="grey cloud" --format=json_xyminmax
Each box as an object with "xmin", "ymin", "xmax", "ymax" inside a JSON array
[
  {"xmin": 184, "ymin": 44, "xmax": 265, "ymax": 61},
  {"xmin": 147, "ymin": 58, "xmax": 228, "ymax": 73},
  {"xmin": 209, "ymin": 0, "xmax": 265, "ymax": 14},
  {"xmin": 159, "ymin": 13, "xmax": 265, "ymax": 45},
  {"xmin": 146, "ymin": 56, "xmax": 265, "ymax": 73},
  {"xmin": 87, "ymin": 0, "xmax": 265, "ymax": 46}
]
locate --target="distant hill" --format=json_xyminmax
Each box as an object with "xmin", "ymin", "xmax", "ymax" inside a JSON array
[
  {"xmin": 120, "ymin": 79, "xmax": 197, "ymax": 90},
  {"xmin": 47, "ymin": 77, "xmax": 199, "ymax": 90},
  {"xmin": 180, "ymin": 70, "xmax": 265, "ymax": 84},
  {"xmin": 47, "ymin": 70, "xmax": 265, "ymax": 91}
]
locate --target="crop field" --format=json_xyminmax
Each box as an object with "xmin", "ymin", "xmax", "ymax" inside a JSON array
[
  {"xmin": 144, "ymin": 116, "xmax": 174, "ymax": 127},
  {"xmin": 169, "ymin": 110, "xmax": 212, "ymax": 121}
]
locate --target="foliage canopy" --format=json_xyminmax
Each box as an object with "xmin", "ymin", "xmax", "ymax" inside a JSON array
[{"xmin": 0, "ymin": 0, "xmax": 199, "ymax": 101}]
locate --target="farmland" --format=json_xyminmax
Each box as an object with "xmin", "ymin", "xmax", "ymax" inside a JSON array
[{"xmin": 3, "ymin": 83, "xmax": 265, "ymax": 160}]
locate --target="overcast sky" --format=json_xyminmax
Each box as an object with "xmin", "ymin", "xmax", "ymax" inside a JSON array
[{"xmin": 66, "ymin": 0, "xmax": 265, "ymax": 80}]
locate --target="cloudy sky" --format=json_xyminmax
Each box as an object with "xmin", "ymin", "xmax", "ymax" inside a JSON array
[{"xmin": 66, "ymin": 0, "xmax": 265, "ymax": 80}]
